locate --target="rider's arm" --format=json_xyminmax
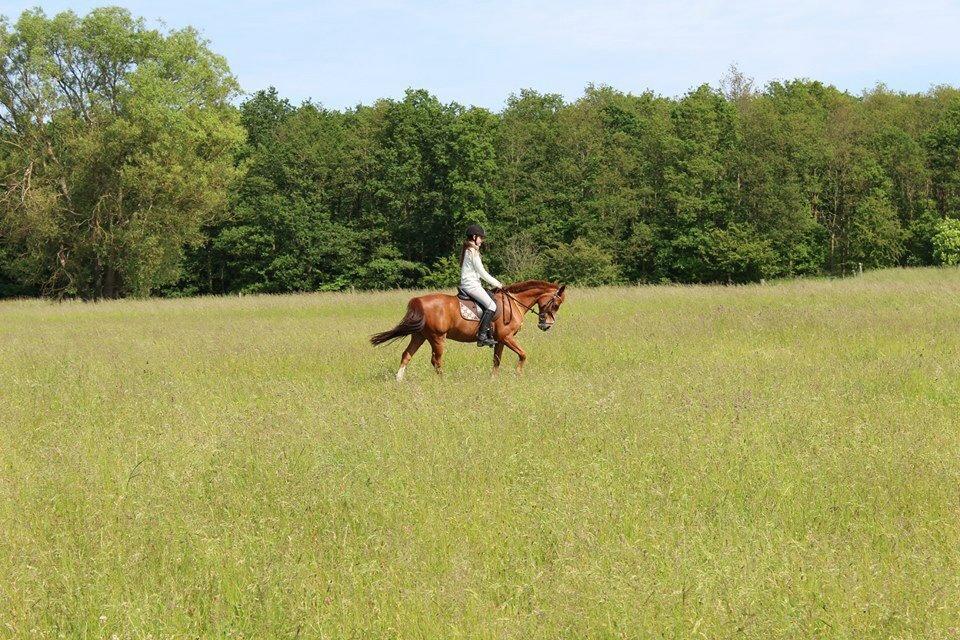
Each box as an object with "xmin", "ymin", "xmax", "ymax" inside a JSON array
[{"xmin": 471, "ymin": 250, "xmax": 503, "ymax": 289}]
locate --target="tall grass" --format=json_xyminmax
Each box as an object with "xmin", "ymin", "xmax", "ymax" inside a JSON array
[{"xmin": 1, "ymin": 268, "xmax": 959, "ymax": 638}]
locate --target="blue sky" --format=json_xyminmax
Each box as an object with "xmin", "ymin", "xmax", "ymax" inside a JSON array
[{"xmin": 2, "ymin": 1, "xmax": 958, "ymax": 109}]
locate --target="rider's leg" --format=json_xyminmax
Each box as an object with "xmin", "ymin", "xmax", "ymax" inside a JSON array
[
  {"xmin": 477, "ymin": 309, "xmax": 496, "ymax": 347},
  {"xmin": 464, "ymin": 287, "xmax": 497, "ymax": 347}
]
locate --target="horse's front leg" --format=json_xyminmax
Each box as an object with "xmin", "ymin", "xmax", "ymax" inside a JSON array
[
  {"xmin": 501, "ymin": 335, "xmax": 527, "ymax": 374},
  {"xmin": 492, "ymin": 342, "xmax": 504, "ymax": 378}
]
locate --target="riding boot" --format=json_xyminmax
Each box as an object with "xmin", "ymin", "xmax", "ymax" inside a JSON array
[{"xmin": 477, "ymin": 309, "xmax": 497, "ymax": 347}]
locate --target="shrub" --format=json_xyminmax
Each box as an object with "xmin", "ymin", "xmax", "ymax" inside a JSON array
[
  {"xmin": 421, "ymin": 255, "xmax": 461, "ymax": 289},
  {"xmin": 542, "ymin": 239, "xmax": 621, "ymax": 286},
  {"xmin": 353, "ymin": 247, "xmax": 428, "ymax": 289},
  {"xmin": 668, "ymin": 224, "xmax": 777, "ymax": 283},
  {"xmin": 699, "ymin": 224, "xmax": 778, "ymax": 283},
  {"xmin": 932, "ymin": 218, "xmax": 960, "ymax": 266},
  {"xmin": 492, "ymin": 234, "xmax": 544, "ymax": 282}
]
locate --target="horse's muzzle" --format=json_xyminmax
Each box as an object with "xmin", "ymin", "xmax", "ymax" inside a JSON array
[{"xmin": 539, "ymin": 322, "xmax": 552, "ymax": 331}]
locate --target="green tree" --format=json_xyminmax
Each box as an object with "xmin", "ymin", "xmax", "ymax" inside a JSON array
[
  {"xmin": 844, "ymin": 190, "xmax": 906, "ymax": 268},
  {"xmin": 185, "ymin": 95, "xmax": 362, "ymax": 294},
  {"xmin": 657, "ymin": 84, "xmax": 741, "ymax": 282},
  {"xmin": 731, "ymin": 81, "xmax": 828, "ymax": 277},
  {"xmin": 0, "ymin": 7, "xmax": 243, "ymax": 298},
  {"xmin": 496, "ymin": 90, "xmax": 572, "ymax": 244},
  {"xmin": 926, "ymin": 97, "xmax": 960, "ymax": 216},
  {"xmin": 362, "ymin": 90, "xmax": 498, "ymax": 268}
]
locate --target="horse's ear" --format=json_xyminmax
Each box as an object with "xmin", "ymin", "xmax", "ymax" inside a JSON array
[{"xmin": 557, "ymin": 284, "xmax": 566, "ymax": 296}]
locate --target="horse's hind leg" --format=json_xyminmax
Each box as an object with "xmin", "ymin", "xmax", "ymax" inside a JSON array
[
  {"xmin": 397, "ymin": 333, "xmax": 425, "ymax": 381},
  {"xmin": 427, "ymin": 334, "xmax": 446, "ymax": 376}
]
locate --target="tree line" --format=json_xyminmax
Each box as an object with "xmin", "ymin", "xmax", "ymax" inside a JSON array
[{"xmin": 3, "ymin": 7, "xmax": 960, "ymax": 299}]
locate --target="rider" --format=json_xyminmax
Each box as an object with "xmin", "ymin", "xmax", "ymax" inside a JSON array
[{"xmin": 460, "ymin": 224, "xmax": 503, "ymax": 348}]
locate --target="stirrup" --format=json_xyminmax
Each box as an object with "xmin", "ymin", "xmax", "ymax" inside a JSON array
[{"xmin": 477, "ymin": 331, "xmax": 496, "ymax": 348}]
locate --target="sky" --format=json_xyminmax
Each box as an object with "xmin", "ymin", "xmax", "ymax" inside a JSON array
[{"xmin": 1, "ymin": 0, "xmax": 958, "ymax": 110}]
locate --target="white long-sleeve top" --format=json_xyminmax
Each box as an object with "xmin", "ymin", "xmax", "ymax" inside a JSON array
[{"xmin": 460, "ymin": 245, "xmax": 503, "ymax": 290}]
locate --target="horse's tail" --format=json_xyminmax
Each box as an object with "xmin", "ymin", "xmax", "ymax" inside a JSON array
[{"xmin": 370, "ymin": 300, "xmax": 425, "ymax": 346}]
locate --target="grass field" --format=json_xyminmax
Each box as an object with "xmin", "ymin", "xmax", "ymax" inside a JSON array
[{"xmin": 1, "ymin": 268, "xmax": 959, "ymax": 638}]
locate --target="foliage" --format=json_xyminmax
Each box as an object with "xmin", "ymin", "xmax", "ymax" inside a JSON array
[
  {"xmin": 0, "ymin": 7, "xmax": 243, "ymax": 298},
  {"xmin": 490, "ymin": 232, "xmax": 544, "ymax": 282},
  {"xmin": 704, "ymin": 224, "xmax": 779, "ymax": 282},
  {"xmin": 932, "ymin": 218, "xmax": 960, "ymax": 266},
  {"xmin": 420, "ymin": 255, "xmax": 461, "ymax": 289},
  {"xmin": 845, "ymin": 191, "xmax": 906, "ymax": 268},
  {"xmin": 352, "ymin": 246, "xmax": 427, "ymax": 290},
  {"xmin": 3, "ymin": 7, "xmax": 960, "ymax": 299},
  {"xmin": 542, "ymin": 238, "xmax": 621, "ymax": 286}
]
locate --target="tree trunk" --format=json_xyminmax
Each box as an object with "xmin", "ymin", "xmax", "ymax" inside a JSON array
[{"xmin": 103, "ymin": 266, "xmax": 117, "ymax": 299}]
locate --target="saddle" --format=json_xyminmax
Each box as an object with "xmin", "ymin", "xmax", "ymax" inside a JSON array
[{"xmin": 456, "ymin": 288, "xmax": 502, "ymax": 322}]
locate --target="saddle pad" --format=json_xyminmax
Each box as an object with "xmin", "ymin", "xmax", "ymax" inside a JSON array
[
  {"xmin": 459, "ymin": 301, "xmax": 481, "ymax": 321},
  {"xmin": 458, "ymin": 295, "xmax": 503, "ymax": 322}
]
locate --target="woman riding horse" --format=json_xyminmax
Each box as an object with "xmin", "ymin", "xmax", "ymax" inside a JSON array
[
  {"xmin": 371, "ymin": 225, "xmax": 567, "ymax": 380},
  {"xmin": 459, "ymin": 224, "xmax": 502, "ymax": 347}
]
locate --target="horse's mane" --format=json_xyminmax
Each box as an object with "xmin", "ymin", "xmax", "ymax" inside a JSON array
[{"xmin": 503, "ymin": 280, "xmax": 558, "ymax": 293}]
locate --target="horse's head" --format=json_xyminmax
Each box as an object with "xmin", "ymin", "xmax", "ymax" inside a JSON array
[{"xmin": 536, "ymin": 284, "xmax": 566, "ymax": 331}]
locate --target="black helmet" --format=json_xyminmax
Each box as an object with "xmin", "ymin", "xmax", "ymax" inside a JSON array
[{"xmin": 465, "ymin": 224, "xmax": 486, "ymax": 238}]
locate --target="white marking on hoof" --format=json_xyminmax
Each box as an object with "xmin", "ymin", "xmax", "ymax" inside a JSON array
[{"xmin": 396, "ymin": 365, "xmax": 406, "ymax": 381}]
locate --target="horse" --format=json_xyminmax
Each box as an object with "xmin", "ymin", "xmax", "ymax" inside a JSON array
[{"xmin": 370, "ymin": 280, "xmax": 567, "ymax": 380}]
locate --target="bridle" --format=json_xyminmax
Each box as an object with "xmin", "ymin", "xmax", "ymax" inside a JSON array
[{"xmin": 500, "ymin": 288, "xmax": 561, "ymax": 328}]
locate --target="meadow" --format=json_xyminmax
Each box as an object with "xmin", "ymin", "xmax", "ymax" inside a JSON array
[{"xmin": 1, "ymin": 268, "xmax": 959, "ymax": 639}]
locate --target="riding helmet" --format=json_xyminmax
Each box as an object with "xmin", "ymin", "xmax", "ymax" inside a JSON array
[{"xmin": 465, "ymin": 224, "xmax": 486, "ymax": 238}]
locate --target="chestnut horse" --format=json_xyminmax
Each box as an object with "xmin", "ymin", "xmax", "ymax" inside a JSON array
[{"xmin": 370, "ymin": 280, "xmax": 567, "ymax": 380}]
